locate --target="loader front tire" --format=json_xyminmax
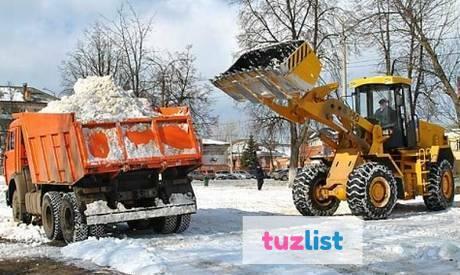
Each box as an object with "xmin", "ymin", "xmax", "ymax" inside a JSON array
[
  {"xmin": 347, "ymin": 162, "xmax": 397, "ymax": 220},
  {"xmin": 60, "ymin": 193, "xmax": 88, "ymax": 243},
  {"xmin": 42, "ymin": 192, "xmax": 63, "ymax": 240},
  {"xmin": 424, "ymin": 160, "xmax": 454, "ymax": 211},
  {"xmin": 292, "ymin": 163, "xmax": 340, "ymax": 216}
]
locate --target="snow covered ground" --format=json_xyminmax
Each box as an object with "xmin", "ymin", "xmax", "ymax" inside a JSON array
[{"xmin": 0, "ymin": 177, "xmax": 459, "ymax": 274}]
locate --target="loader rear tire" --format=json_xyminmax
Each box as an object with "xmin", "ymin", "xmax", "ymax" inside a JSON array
[
  {"xmin": 347, "ymin": 162, "xmax": 397, "ymax": 220},
  {"xmin": 60, "ymin": 193, "xmax": 88, "ymax": 243},
  {"xmin": 42, "ymin": 192, "xmax": 63, "ymax": 240},
  {"xmin": 292, "ymin": 163, "xmax": 340, "ymax": 216},
  {"xmin": 424, "ymin": 160, "xmax": 454, "ymax": 211},
  {"xmin": 12, "ymin": 190, "xmax": 31, "ymax": 224}
]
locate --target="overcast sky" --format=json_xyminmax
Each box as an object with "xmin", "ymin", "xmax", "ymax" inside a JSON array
[{"xmin": 0, "ymin": 0, "xmax": 379, "ymax": 124}]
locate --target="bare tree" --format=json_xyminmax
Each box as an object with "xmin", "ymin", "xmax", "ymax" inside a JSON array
[
  {"xmin": 392, "ymin": 0, "xmax": 460, "ymax": 125},
  {"xmin": 234, "ymin": 0, "xmax": 343, "ymax": 185},
  {"xmin": 108, "ymin": 4, "xmax": 153, "ymax": 97},
  {"xmin": 60, "ymin": 22, "xmax": 124, "ymax": 93},
  {"xmin": 148, "ymin": 46, "xmax": 218, "ymax": 135}
]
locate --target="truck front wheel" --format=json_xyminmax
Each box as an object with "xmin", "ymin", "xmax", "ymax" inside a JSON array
[
  {"xmin": 42, "ymin": 192, "xmax": 63, "ymax": 240},
  {"xmin": 60, "ymin": 193, "xmax": 88, "ymax": 243},
  {"xmin": 12, "ymin": 190, "xmax": 32, "ymax": 225}
]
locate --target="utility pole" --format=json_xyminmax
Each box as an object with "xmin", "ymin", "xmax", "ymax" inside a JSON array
[
  {"xmin": 229, "ymin": 134, "xmax": 233, "ymax": 173},
  {"xmin": 341, "ymin": 22, "xmax": 348, "ymax": 98}
]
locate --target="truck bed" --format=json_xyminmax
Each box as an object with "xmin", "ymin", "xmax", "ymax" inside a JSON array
[{"xmin": 11, "ymin": 107, "xmax": 201, "ymax": 185}]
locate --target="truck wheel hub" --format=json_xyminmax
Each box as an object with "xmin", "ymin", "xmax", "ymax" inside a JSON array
[{"xmin": 369, "ymin": 177, "xmax": 390, "ymax": 207}]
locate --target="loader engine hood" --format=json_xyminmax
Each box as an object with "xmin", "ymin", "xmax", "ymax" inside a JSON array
[{"xmin": 212, "ymin": 40, "xmax": 322, "ymax": 103}]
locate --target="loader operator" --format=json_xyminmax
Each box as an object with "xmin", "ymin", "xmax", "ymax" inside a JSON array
[{"xmin": 374, "ymin": 98, "xmax": 396, "ymax": 128}]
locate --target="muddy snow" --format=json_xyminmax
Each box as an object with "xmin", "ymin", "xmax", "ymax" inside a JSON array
[
  {"xmin": 0, "ymin": 177, "xmax": 459, "ymax": 274},
  {"xmin": 40, "ymin": 76, "xmax": 158, "ymax": 122}
]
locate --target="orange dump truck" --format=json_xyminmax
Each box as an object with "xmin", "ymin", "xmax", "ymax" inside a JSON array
[{"xmin": 2, "ymin": 107, "xmax": 201, "ymax": 243}]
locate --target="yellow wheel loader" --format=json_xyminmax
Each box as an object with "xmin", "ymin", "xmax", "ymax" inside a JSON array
[{"xmin": 212, "ymin": 40, "xmax": 456, "ymax": 220}]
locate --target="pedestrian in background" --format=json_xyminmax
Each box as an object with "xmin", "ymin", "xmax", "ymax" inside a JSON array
[{"xmin": 256, "ymin": 165, "xmax": 265, "ymax": 190}]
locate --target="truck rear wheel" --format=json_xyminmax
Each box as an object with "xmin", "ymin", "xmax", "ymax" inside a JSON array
[
  {"xmin": 347, "ymin": 162, "xmax": 397, "ymax": 220},
  {"xmin": 42, "ymin": 192, "xmax": 63, "ymax": 240},
  {"xmin": 127, "ymin": 219, "xmax": 152, "ymax": 231},
  {"xmin": 89, "ymin": 225, "xmax": 105, "ymax": 238},
  {"xmin": 60, "ymin": 193, "xmax": 88, "ymax": 243},
  {"xmin": 153, "ymin": 214, "xmax": 191, "ymax": 234},
  {"xmin": 12, "ymin": 190, "xmax": 31, "ymax": 224},
  {"xmin": 292, "ymin": 163, "xmax": 340, "ymax": 216},
  {"xmin": 424, "ymin": 160, "xmax": 455, "ymax": 211}
]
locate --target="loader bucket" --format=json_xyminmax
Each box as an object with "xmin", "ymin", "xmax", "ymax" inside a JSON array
[{"xmin": 212, "ymin": 40, "xmax": 322, "ymax": 103}]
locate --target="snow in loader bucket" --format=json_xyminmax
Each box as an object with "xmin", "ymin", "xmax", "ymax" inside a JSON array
[
  {"xmin": 84, "ymin": 193, "xmax": 196, "ymax": 225},
  {"xmin": 212, "ymin": 40, "xmax": 322, "ymax": 103}
]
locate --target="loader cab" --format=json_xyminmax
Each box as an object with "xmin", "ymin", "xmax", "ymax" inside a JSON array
[{"xmin": 351, "ymin": 76, "xmax": 416, "ymax": 150}]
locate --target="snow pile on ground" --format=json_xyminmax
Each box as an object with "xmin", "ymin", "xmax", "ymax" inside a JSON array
[
  {"xmin": 0, "ymin": 221, "xmax": 49, "ymax": 245},
  {"xmin": 0, "ymin": 177, "xmax": 49, "ymax": 245},
  {"xmin": 61, "ymin": 237, "xmax": 165, "ymax": 274},
  {"xmin": 40, "ymin": 76, "xmax": 157, "ymax": 122},
  {"xmin": 61, "ymin": 180, "xmax": 460, "ymax": 274}
]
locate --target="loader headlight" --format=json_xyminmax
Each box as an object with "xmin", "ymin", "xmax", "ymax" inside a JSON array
[{"xmin": 382, "ymin": 128, "xmax": 393, "ymax": 136}]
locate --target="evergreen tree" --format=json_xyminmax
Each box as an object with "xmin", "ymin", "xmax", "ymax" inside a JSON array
[{"xmin": 241, "ymin": 135, "xmax": 259, "ymax": 169}]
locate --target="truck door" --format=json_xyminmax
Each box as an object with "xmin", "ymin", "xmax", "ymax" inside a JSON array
[{"xmin": 3, "ymin": 128, "xmax": 18, "ymax": 183}]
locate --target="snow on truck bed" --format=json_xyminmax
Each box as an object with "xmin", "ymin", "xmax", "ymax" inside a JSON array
[
  {"xmin": 40, "ymin": 76, "xmax": 158, "ymax": 122},
  {"xmin": 1, "ymin": 178, "xmax": 460, "ymax": 274}
]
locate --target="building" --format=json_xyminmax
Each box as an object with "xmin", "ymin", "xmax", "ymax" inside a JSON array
[
  {"xmin": 299, "ymin": 132, "xmax": 334, "ymax": 166},
  {"xmin": 228, "ymin": 139, "xmax": 289, "ymax": 172},
  {"xmin": 446, "ymin": 129, "xmax": 460, "ymax": 174},
  {"xmin": 200, "ymin": 139, "xmax": 230, "ymax": 172},
  {"xmin": 0, "ymin": 84, "xmax": 57, "ymax": 136},
  {"xmin": 0, "ymin": 84, "xmax": 57, "ymax": 171}
]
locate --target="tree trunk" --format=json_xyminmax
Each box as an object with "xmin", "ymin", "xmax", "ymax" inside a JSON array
[{"xmin": 288, "ymin": 122, "xmax": 310, "ymax": 187}]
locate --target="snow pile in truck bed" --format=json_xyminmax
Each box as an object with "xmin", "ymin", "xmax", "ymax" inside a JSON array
[{"xmin": 40, "ymin": 76, "xmax": 158, "ymax": 122}]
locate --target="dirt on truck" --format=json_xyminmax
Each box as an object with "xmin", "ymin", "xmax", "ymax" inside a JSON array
[{"xmin": 2, "ymin": 106, "xmax": 201, "ymax": 243}]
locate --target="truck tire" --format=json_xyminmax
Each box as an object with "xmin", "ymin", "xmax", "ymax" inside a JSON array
[
  {"xmin": 12, "ymin": 190, "xmax": 32, "ymax": 224},
  {"xmin": 175, "ymin": 214, "xmax": 191, "ymax": 233},
  {"xmin": 60, "ymin": 193, "xmax": 88, "ymax": 243},
  {"xmin": 89, "ymin": 225, "xmax": 105, "ymax": 238},
  {"xmin": 153, "ymin": 216, "xmax": 177, "ymax": 234},
  {"xmin": 292, "ymin": 163, "xmax": 340, "ymax": 216},
  {"xmin": 127, "ymin": 219, "xmax": 152, "ymax": 231},
  {"xmin": 424, "ymin": 160, "xmax": 455, "ymax": 211},
  {"xmin": 42, "ymin": 192, "xmax": 63, "ymax": 240},
  {"xmin": 153, "ymin": 214, "xmax": 191, "ymax": 234},
  {"xmin": 347, "ymin": 162, "xmax": 397, "ymax": 220}
]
